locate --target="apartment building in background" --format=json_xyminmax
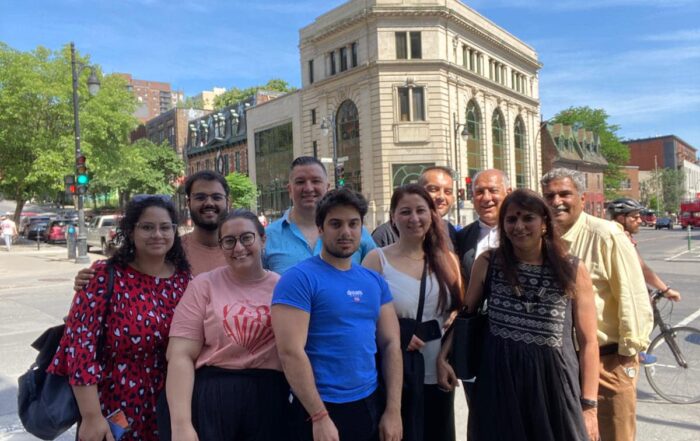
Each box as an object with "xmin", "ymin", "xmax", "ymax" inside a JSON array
[{"xmin": 116, "ymin": 73, "xmax": 184, "ymax": 122}]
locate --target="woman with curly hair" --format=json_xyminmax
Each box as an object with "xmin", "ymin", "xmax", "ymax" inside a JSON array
[{"xmin": 49, "ymin": 196, "xmax": 191, "ymax": 441}]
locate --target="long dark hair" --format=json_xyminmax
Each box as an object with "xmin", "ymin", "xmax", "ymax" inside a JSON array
[
  {"xmin": 390, "ymin": 184, "xmax": 462, "ymax": 313},
  {"xmin": 109, "ymin": 196, "xmax": 190, "ymax": 272},
  {"xmin": 496, "ymin": 189, "xmax": 576, "ymax": 297}
]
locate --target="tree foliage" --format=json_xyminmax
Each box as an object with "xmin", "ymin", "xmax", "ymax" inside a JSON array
[
  {"xmin": 225, "ymin": 172, "xmax": 258, "ymax": 209},
  {"xmin": 551, "ymin": 106, "xmax": 630, "ymax": 199},
  {"xmin": 639, "ymin": 168, "xmax": 685, "ymax": 213},
  {"xmin": 213, "ymin": 79, "xmax": 296, "ymax": 108}
]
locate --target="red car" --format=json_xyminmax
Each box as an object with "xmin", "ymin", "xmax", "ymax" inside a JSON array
[
  {"xmin": 640, "ymin": 210, "xmax": 657, "ymax": 227},
  {"xmin": 42, "ymin": 219, "xmax": 75, "ymax": 243}
]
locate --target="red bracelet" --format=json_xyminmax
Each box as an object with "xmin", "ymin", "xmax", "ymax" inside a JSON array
[{"xmin": 307, "ymin": 409, "xmax": 329, "ymax": 423}]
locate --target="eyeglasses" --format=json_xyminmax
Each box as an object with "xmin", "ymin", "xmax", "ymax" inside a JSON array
[
  {"xmin": 219, "ymin": 232, "xmax": 256, "ymax": 250},
  {"xmin": 190, "ymin": 193, "xmax": 227, "ymax": 203},
  {"xmin": 136, "ymin": 222, "xmax": 177, "ymax": 236}
]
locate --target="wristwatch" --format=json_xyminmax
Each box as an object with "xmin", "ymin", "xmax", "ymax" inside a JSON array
[{"xmin": 580, "ymin": 398, "xmax": 598, "ymax": 409}]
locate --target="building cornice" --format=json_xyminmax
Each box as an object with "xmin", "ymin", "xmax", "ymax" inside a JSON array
[{"xmin": 301, "ymin": 6, "xmax": 541, "ymax": 71}]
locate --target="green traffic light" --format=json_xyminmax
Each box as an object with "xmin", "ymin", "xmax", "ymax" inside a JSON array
[{"xmin": 76, "ymin": 174, "xmax": 89, "ymax": 185}]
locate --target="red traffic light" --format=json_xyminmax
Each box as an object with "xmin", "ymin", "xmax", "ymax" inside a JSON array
[
  {"xmin": 465, "ymin": 176, "xmax": 472, "ymax": 185},
  {"xmin": 69, "ymin": 184, "xmax": 76, "ymax": 194},
  {"xmin": 76, "ymin": 155, "xmax": 86, "ymax": 165}
]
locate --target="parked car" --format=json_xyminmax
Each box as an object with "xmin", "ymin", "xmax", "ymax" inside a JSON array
[
  {"xmin": 26, "ymin": 221, "xmax": 49, "ymax": 241},
  {"xmin": 42, "ymin": 219, "xmax": 75, "ymax": 244},
  {"xmin": 87, "ymin": 215, "xmax": 121, "ymax": 254},
  {"xmin": 22, "ymin": 216, "xmax": 52, "ymax": 237},
  {"xmin": 655, "ymin": 217, "xmax": 673, "ymax": 230},
  {"xmin": 640, "ymin": 209, "xmax": 657, "ymax": 227}
]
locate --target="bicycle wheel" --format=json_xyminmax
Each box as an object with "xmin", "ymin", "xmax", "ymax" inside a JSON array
[{"xmin": 644, "ymin": 326, "xmax": 700, "ymax": 404}]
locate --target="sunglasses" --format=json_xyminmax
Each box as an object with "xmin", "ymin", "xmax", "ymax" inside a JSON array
[{"xmin": 131, "ymin": 194, "xmax": 173, "ymax": 204}]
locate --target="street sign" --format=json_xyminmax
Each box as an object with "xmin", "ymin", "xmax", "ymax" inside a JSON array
[
  {"xmin": 337, "ymin": 156, "xmax": 349, "ymax": 163},
  {"xmin": 320, "ymin": 157, "xmax": 333, "ymax": 164}
]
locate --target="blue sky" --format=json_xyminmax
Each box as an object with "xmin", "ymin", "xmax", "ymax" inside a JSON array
[{"xmin": 1, "ymin": 0, "xmax": 699, "ymax": 150}]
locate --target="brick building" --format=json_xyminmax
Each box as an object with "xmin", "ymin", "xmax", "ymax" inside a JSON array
[
  {"xmin": 619, "ymin": 165, "xmax": 641, "ymax": 201},
  {"xmin": 541, "ymin": 122, "xmax": 608, "ymax": 217},
  {"xmin": 116, "ymin": 73, "xmax": 184, "ymax": 122},
  {"xmin": 141, "ymin": 108, "xmax": 209, "ymax": 158}
]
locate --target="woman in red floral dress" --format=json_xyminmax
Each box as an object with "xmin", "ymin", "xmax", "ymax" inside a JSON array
[{"xmin": 49, "ymin": 196, "xmax": 191, "ymax": 441}]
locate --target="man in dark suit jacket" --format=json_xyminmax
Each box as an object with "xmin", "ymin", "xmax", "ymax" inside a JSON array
[
  {"xmin": 372, "ymin": 166, "xmax": 458, "ymax": 249},
  {"xmin": 456, "ymin": 169, "xmax": 511, "ymax": 283}
]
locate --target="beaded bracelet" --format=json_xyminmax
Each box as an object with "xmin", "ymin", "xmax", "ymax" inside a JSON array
[{"xmin": 307, "ymin": 409, "xmax": 329, "ymax": 423}]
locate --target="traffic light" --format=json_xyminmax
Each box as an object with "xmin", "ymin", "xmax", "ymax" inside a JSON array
[
  {"xmin": 335, "ymin": 163, "xmax": 345, "ymax": 187},
  {"xmin": 64, "ymin": 175, "xmax": 76, "ymax": 196},
  {"xmin": 76, "ymin": 155, "xmax": 89, "ymax": 194},
  {"xmin": 465, "ymin": 176, "xmax": 473, "ymax": 200}
]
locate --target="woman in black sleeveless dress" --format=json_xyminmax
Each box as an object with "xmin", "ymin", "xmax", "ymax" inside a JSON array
[{"xmin": 438, "ymin": 189, "xmax": 599, "ymax": 441}]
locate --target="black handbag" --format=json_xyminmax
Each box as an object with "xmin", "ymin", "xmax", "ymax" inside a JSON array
[
  {"xmin": 447, "ymin": 252, "xmax": 495, "ymax": 380},
  {"xmin": 398, "ymin": 260, "xmax": 428, "ymax": 441},
  {"xmin": 18, "ymin": 265, "xmax": 115, "ymax": 440}
]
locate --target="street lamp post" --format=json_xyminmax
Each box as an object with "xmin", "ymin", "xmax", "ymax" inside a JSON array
[
  {"xmin": 320, "ymin": 115, "xmax": 339, "ymax": 187},
  {"xmin": 71, "ymin": 42, "xmax": 100, "ymax": 264},
  {"xmin": 453, "ymin": 112, "xmax": 469, "ymax": 224}
]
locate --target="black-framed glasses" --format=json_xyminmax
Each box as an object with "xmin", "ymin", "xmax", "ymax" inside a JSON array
[
  {"xmin": 219, "ymin": 232, "xmax": 256, "ymax": 250},
  {"xmin": 189, "ymin": 193, "xmax": 227, "ymax": 203},
  {"xmin": 136, "ymin": 222, "xmax": 177, "ymax": 236}
]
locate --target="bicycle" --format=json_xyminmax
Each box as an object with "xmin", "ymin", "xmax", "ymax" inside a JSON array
[{"xmin": 643, "ymin": 290, "xmax": 700, "ymax": 404}]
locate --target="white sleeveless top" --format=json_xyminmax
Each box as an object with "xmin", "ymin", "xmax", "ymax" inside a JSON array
[{"xmin": 376, "ymin": 248, "xmax": 447, "ymax": 384}]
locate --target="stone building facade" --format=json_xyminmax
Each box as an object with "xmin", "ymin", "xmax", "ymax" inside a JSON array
[{"xmin": 247, "ymin": 0, "xmax": 543, "ymax": 226}]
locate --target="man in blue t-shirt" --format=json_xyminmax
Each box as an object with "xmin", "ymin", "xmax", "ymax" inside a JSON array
[
  {"xmin": 272, "ymin": 188, "xmax": 403, "ymax": 441},
  {"xmin": 264, "ymin": 156, "xmax": 376, "ymax": 275}
]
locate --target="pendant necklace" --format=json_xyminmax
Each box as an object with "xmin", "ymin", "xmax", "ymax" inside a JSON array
[{"xmin": 519, "ymin": 263, "xmax": 547, "ymax": 313}]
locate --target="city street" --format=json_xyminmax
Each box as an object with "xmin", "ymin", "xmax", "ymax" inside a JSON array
[{"xmin": 0, "ymin": 228, "xmax": 698, "ymax": 440}]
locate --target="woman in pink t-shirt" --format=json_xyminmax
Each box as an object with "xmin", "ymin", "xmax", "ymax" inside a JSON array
[{"xmin": 160, "ymin": 209, "xmax": 290, "ymax": 441}]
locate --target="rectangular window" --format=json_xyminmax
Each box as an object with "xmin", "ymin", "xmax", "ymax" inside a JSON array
[
  {"xmin": 311, "ymin": 109, "xmax": 316, "ymax": 125},
  {"xmin": 340, "ymin": 47, "xmax": 348, "ymax": 72},
  {"xmin": 396, "ymin": 32, "xmax": 407, "ymax": 59},
  {"xmin": 398, "ymin": 86, "xmax": 426, "ymax": 122},
  {"xmin": 410, "ymin": 32, "xmax": 422, "ymax": 59},
  {"xmin": 462, "ymin": 45, "xmax": 468, "ymax": 68},
  {"xmin": 351, "ymin": 42, "xmax": 358, "ymax": 67},
  {"xmin": 329, "ymin": 51, "xmax": 336, "ymax": 75},
  {"xmin": 313, "ymin": 140, "xmax": 318, "ymax": 158},
  {"xmin": 234, "ymin": 152, "xmax": 241, "ymax": 172},
  {"xmin": 308, "ymin": 59, "xmax": 314, "ymax": 84}
]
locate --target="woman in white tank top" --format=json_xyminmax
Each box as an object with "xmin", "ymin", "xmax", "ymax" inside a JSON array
[{"xmin": 363, "ymin": 184, "xmax": 463, "ymax": 441}]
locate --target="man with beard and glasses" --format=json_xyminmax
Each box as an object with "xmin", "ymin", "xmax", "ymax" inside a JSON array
[
  {"xmin": 72, "ymin": 171, "xmax": 230, "ymax": 289},
  {"xmin": 372, "ymin": 166, "xmax": 458, "ymax": 249},
  {"xmin": 264, "ymin": 156, "xmax": 376, "ymax": 275},
  {"xmin": 272, "ymin": 188, "xmax": 403, "ymax": 441},
  {"xmin": 541, "ymin": 168, "xmax": 652, "ymax": 441}
]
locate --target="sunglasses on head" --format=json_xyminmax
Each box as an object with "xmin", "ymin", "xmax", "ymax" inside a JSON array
[{"xmin": 131, "ymin": 194, "xmax": 173, "ymax": 204}]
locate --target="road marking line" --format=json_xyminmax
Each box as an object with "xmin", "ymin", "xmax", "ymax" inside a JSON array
[
  {"xmin": 665, "ymin": 249, "xmax": 693, "ymax": 261},
  {"xmin": 676, "ymin": 308, "xmax": 700, "ymax": 327}
]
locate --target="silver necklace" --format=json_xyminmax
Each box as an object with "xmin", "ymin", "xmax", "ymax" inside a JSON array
[{"xmin": 516, "ymin": 264, "xmax": 547, "ymax": 313}]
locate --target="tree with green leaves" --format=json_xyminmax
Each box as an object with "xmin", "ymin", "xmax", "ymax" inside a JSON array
[
  {"xmin": 225, "ymin": 172, "xmax": 258, "ymax": 209},
  {"xmin": 214, "ymin": 79, "xmax": 296, "ymax": 108},
  {"xmin": 0, "ymin": 43, "xmax": 137, "ymax": 220},
  {"xmin": 551, "ymin": 106, "xmax": 630, "ymax": 199}
]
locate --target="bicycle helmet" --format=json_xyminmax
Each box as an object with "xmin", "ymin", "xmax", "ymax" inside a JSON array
[{"xmin": 607, "ymin": 197, "xmax": 644, "ymax": 215}]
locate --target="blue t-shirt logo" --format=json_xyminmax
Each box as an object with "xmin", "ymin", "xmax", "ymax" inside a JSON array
[{"xmin": 346, "ymin": 290, "xmax": 364, "ymax": 303}]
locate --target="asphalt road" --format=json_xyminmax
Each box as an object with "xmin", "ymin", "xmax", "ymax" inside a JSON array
[{"xmin": 0, "ymin": 227, "xmax": 698, "ymax": 440}]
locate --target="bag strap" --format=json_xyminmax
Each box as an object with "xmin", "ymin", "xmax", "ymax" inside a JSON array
[
  {"xmin": 95, "ymin": 264, "xmax": 115, "ymax": 358},
  {"xmin": 478, "ymin": 251, "xmax": 497, "ymax": 313},
  {"xmin": 415, "ymin": 259, "xmax": 428, "ymax": 323}
]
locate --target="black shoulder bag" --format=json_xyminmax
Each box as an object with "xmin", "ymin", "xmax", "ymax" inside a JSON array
[
  {"xmin": 18, "ymin": 264, "xmax": 115, "ymax": 440},
  {"xmin": 446, "ymin": 251, "xmax": 496, "ymax": 380},
  {"xmin": 398, "ymin": 260, "xmax": 428, "ymax": 441}
]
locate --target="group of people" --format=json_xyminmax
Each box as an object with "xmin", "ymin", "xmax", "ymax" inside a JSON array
[{"xmin": 46, "ymin": 157, "xmax": 680, "ymax": 441}]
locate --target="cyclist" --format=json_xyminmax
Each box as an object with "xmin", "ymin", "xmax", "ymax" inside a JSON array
[{"xmin": 608, "ymin": 198, "xmax": 682, "ymax": 364}]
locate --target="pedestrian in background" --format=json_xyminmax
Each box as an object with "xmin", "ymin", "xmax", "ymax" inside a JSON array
[
  {"xmin": 1, "ymin": 215, "xmax": 18, "ymax": 251},
  {"xmin": 363, "ymin": 184, "xmax": 462, "ymax": 441},
  {"xmin": 49, "ymin": 196, "xmax": 191, "ymax": 441},
  {"xmin": 161, "ymin": 209, "xmax": 289, "ymax": 441}
]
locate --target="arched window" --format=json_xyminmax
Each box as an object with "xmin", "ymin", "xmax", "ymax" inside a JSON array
[
  {"xmin": 466, "ymin": 100, "xmax": 482, "ymax": 178},
  {"xmin": 336, "ymin": 100, "xmax": 361, "ymax": 192},
  {"xmin": 514, "ymin": 117, "xmax": 527, "ymax": 188},
  {"xmin": 492, "ymin": 110, "xmax": 505, "ymax": 171}
]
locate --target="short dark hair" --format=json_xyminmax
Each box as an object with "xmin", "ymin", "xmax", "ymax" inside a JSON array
[
  {"xmin": 290, "ymin": 156, "xmax": 327, "ymax": 175},
  {"xmin": 315, "ymin": 188, "xmax": 368, "ymax": 227},
  {"xmin": 184, "ymin": 170, "xmax": 230, "ymax": 197},
  {"xmin": 218, "ymin": 208, "xmax": 265, "ymax": 239},
  {"xmin": 418, "ymin": 166, "xmax": 454, "ymax": 186}
]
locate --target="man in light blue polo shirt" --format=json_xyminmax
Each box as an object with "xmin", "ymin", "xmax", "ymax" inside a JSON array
[{"xmin": 264, "ymin": 156, "xmax": 376, "ymax": 274}]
